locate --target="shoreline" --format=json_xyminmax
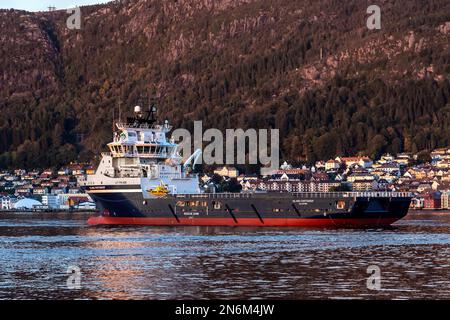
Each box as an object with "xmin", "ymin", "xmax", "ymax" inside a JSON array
[{"xmin": 0, "ymin": 210, "xmax": 97, "ymax": 214}]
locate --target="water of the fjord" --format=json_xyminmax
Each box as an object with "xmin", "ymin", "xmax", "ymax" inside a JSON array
[{"xmin": 0, "ymin": 211, "xmax": 449, "ymax": 299}]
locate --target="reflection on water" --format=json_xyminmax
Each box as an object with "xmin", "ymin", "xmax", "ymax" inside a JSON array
[{"xmin": 0, "ymin": 212, "xmax": 449, "ymax": 299}]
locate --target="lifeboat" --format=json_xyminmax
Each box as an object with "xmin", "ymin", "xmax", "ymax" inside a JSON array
[{"xmin": 148, "ymin": 182, "xmax": 170, "ymax": 197}]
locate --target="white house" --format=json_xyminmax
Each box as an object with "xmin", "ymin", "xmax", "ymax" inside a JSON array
[{"xmin": 1, "ymin": 196, "xmax": 16, "ymax": 210}]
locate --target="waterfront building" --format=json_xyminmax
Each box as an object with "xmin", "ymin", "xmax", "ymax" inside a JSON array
[
  {"xmin": 42, "ymin": 195, "xmax": 59, "ymax": 209},
  {"xmin": 57, "ymin": 193, "xmax": 92, "ymax": 207},
  {"xmin": 410, "ymin": 196, "xmax": 424, "ymax": 209},
  {"xmin": 1, "ymin": 196, "xmax": 17, "ymax": 210},
  {"xmin": 441, "ymin": 191, "xmax": 450, "ymax": 209},
  {"xmin": 13, "ymin": 198, "xmax": 42, "ymax": 210},
  {"xmin": 423, "ymin": 191, "xmax": 441, "ymax": 210}
]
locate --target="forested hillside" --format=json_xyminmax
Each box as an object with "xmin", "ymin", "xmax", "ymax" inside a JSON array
[{"xmin": 0, "ymin": 0, "xmax": 449, "ymax": 169}]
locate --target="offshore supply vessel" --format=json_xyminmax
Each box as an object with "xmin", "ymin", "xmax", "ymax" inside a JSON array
[{"xmin": 79, "ymin": 105, "xmax": 412, "ymax": 228}]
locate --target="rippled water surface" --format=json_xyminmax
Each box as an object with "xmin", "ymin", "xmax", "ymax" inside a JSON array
[{"xmin": 0, "ymin": 211, "xmax": 449, "ymax": 299}]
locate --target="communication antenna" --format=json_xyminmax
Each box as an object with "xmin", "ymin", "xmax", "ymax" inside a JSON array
[
  {"xmin": 112, "ymin": 105, "xmax": 115, "ymax": 132},
  {"xmin": 147, "ymin": 95, "xmax": 157, "ymax": 124}
]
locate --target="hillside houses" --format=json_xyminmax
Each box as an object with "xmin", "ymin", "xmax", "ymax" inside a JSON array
[
  {"xmin": 0, "ymin": 164, "xmax": 95, "ymax": 211},
  {"xmin": 431, "ymin": 148, "xmax": 450, "ymax": 162},
  {"xmin": 2, "ymin": 147, "xmax": 450, "ymax": 211},
  {"xmin": 241, "ymin": 177, "xmax": 341, "ymax": 193},
  {"xmin": 309, "ymin": 148, "xmax": 450, "ymax": 209},
  {"xmin": 335, "ymin": 156, "xmax": 373, "ymax": 169}
]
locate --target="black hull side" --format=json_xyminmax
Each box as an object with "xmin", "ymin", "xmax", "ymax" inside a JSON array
[{"xmin": 86, "ymin": 189, "xmax": 411, "ymax": 227}]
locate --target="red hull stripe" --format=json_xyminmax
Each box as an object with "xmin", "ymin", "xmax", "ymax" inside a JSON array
[{"xmin": 87, "ymin": 216, "xmax": 399, "ymax": 227}]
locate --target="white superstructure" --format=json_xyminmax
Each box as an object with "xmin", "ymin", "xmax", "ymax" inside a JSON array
[{"xmin": 78, "ymin": 105, "xmax": 201, "ymax": 194}]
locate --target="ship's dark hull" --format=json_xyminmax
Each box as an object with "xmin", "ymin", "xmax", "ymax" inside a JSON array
[{"xmin": 85, "ymin": 186, "xmax": 411, "ymax": 228}]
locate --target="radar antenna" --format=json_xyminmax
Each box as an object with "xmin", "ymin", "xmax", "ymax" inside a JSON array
[{"xmin": 126, "ymin": 101, "xmax": 158, "ymax": 127}]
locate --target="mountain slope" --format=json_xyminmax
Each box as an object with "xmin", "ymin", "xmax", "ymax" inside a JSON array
[{"xmin": 0, "ymin": 0, "xmax": 449, "ymax": 169}]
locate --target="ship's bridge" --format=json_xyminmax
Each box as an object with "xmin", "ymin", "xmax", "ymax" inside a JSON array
[
  {"xmin": 106, "ymin": 105, "xmax": 180, "ymax": 159},
  {"xmin": 108, "ymin": 125, "xmax": 178, "ymax": 159},
  {"xmin": 108, "ymin": 141, "xmax": 178, "ymax": 159}
]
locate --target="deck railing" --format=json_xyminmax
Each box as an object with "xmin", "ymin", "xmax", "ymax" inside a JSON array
[
  {"xmin": 175, "ymin": 191, "xmax": 413, "ymax": 199},
  {"xmin": 290, "ymin": 191, "xmax": 413, "ymax": 198}
]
